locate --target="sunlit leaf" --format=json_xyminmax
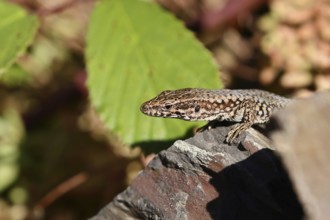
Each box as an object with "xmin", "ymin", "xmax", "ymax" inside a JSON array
[{"xmin": 86, "ymin": 0, "xmax": 221, "ymax": 145}]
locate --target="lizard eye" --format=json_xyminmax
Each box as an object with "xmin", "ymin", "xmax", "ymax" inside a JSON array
[
  {"xmin": 194, "ymin": 105, "xmax": 200, "ymax": 112},
  {"xmin": 165, "ymin": 104, "xmax": 172, "ymax": 109}
]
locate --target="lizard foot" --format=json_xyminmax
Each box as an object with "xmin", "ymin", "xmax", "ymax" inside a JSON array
[{"xmin": 226, "ymin": 122, "xmax": 252, "ymax": 144}]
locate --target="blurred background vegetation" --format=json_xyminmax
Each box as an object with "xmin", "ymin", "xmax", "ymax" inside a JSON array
[{"xmin": 0, "ymin": 0, "xmax": 329, "ymax": 219}]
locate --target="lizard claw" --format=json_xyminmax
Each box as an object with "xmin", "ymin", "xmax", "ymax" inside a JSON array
[
  {"xmin": 225, "ymin": 122, "xmax": 252, "ymax": 144},
  {"xmin": 225, "ymin": 129, "xmax": 238, "ymax": 144}
]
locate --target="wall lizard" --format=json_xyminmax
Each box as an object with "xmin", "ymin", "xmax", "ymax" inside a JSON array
[{"xmin": 140, "ymin": 88, "xmax": 291, "ymax": 144}]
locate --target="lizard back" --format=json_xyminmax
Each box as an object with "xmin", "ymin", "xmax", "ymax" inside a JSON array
[{"xmin": 140, "ymin": 88, "xmax": 291, "ymax": 122}]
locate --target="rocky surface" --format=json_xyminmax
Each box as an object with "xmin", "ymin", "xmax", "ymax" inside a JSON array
[
  {"xmin": 90, "ymin": 115, "xmax": 307, "ymax": 220},
  {"xmin": 271, "ymin": 91, "xmax": 330, "ymax": 220}
]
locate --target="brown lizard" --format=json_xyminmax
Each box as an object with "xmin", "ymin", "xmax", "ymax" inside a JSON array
[{"xmin": 140, "ymin": 88, "xmax": 291, "ymax": 144}]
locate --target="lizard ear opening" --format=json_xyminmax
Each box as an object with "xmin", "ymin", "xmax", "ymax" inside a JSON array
[
  {"xmin": 165, "ymin": 104, "xmax": 172, "ymax": 109},
  {"xmin": 194, "ymin": 105, "xmax": 200, "ymax": 112}
]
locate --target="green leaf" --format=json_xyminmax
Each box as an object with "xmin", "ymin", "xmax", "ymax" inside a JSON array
[
  {"xmin": 0, "ymin": 1, "xmax": 39, "ymax": 75},
  {"xmin": 86, "ymin": 0, "xmax": 221, "ymax": 145},
  {"xmin": 0, "ymin": 109, "xmax": 24, "ymax": 192},
  {"xmin": 0, "ymin": 64, "xmax": 31, "ymax": 86}
]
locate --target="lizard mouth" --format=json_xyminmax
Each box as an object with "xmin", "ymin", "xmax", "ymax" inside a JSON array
[
  {"xmin": 183, "ymin": 115, "xmax": 191, "ymax": 120},
  {"xmin": 140, "ymin": 103, "xmax": 165, "ymax": 117}
]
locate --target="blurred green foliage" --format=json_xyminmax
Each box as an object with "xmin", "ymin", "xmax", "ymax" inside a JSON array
[
  {"xmin": 0, "ymin": 1, "xmax": 38, "ymax": 193},
  {"xmin": 0, "ymin": 1, "xmax": 38, "ymax": 76},
  {"xmin": 0, "ymin": 0, "xmax": 224, "ymax": 218},
  {"xmin": 0, "ymin": 109, "xmax": 24, "ymax": 192},
  {"xmin": 0, "ymin": 64, "xmax": 31, "ymax": 86}
]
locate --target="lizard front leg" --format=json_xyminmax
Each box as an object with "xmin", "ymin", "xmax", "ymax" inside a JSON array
[
  {"xmin": 226, "ymin": 100, "xmax": 256, "ymax": 144},
  {"xmin": 226, "ymin": 121, "xmax": 253, "ymax": 144}
]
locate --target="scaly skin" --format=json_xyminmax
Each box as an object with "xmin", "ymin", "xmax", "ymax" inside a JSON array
[{"xmin": 140, "ymin": 88, "xmax": 291, "ymax": 143}]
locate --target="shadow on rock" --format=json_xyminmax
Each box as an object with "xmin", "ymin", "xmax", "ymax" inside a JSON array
[{"xmin": 206, "ymin": 149, "xmax": 305, "ymax": 220}]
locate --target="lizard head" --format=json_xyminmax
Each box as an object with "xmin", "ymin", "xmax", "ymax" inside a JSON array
[{"xmin": 140, "ymin": 88, "xmax": 219, "ymax": 121}]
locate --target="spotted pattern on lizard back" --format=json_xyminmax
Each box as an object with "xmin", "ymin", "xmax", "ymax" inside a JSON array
[{"xmin": 140, "ymin": 88, "xmax": 291, "ymax": 143}]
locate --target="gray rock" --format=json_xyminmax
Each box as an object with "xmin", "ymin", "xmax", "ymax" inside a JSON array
[
  {"xmin": 90, "ymin": 107, "xmax": 307, "ymax": 220},
  {"xmin": 271, "ymin": 91, "xmax": 330, "ymax": 220}
]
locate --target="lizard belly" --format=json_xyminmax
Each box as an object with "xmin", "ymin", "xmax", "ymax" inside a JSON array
[{"xmin": 215, "ymin": 111, "xmax": 244, "ymax": 122}]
